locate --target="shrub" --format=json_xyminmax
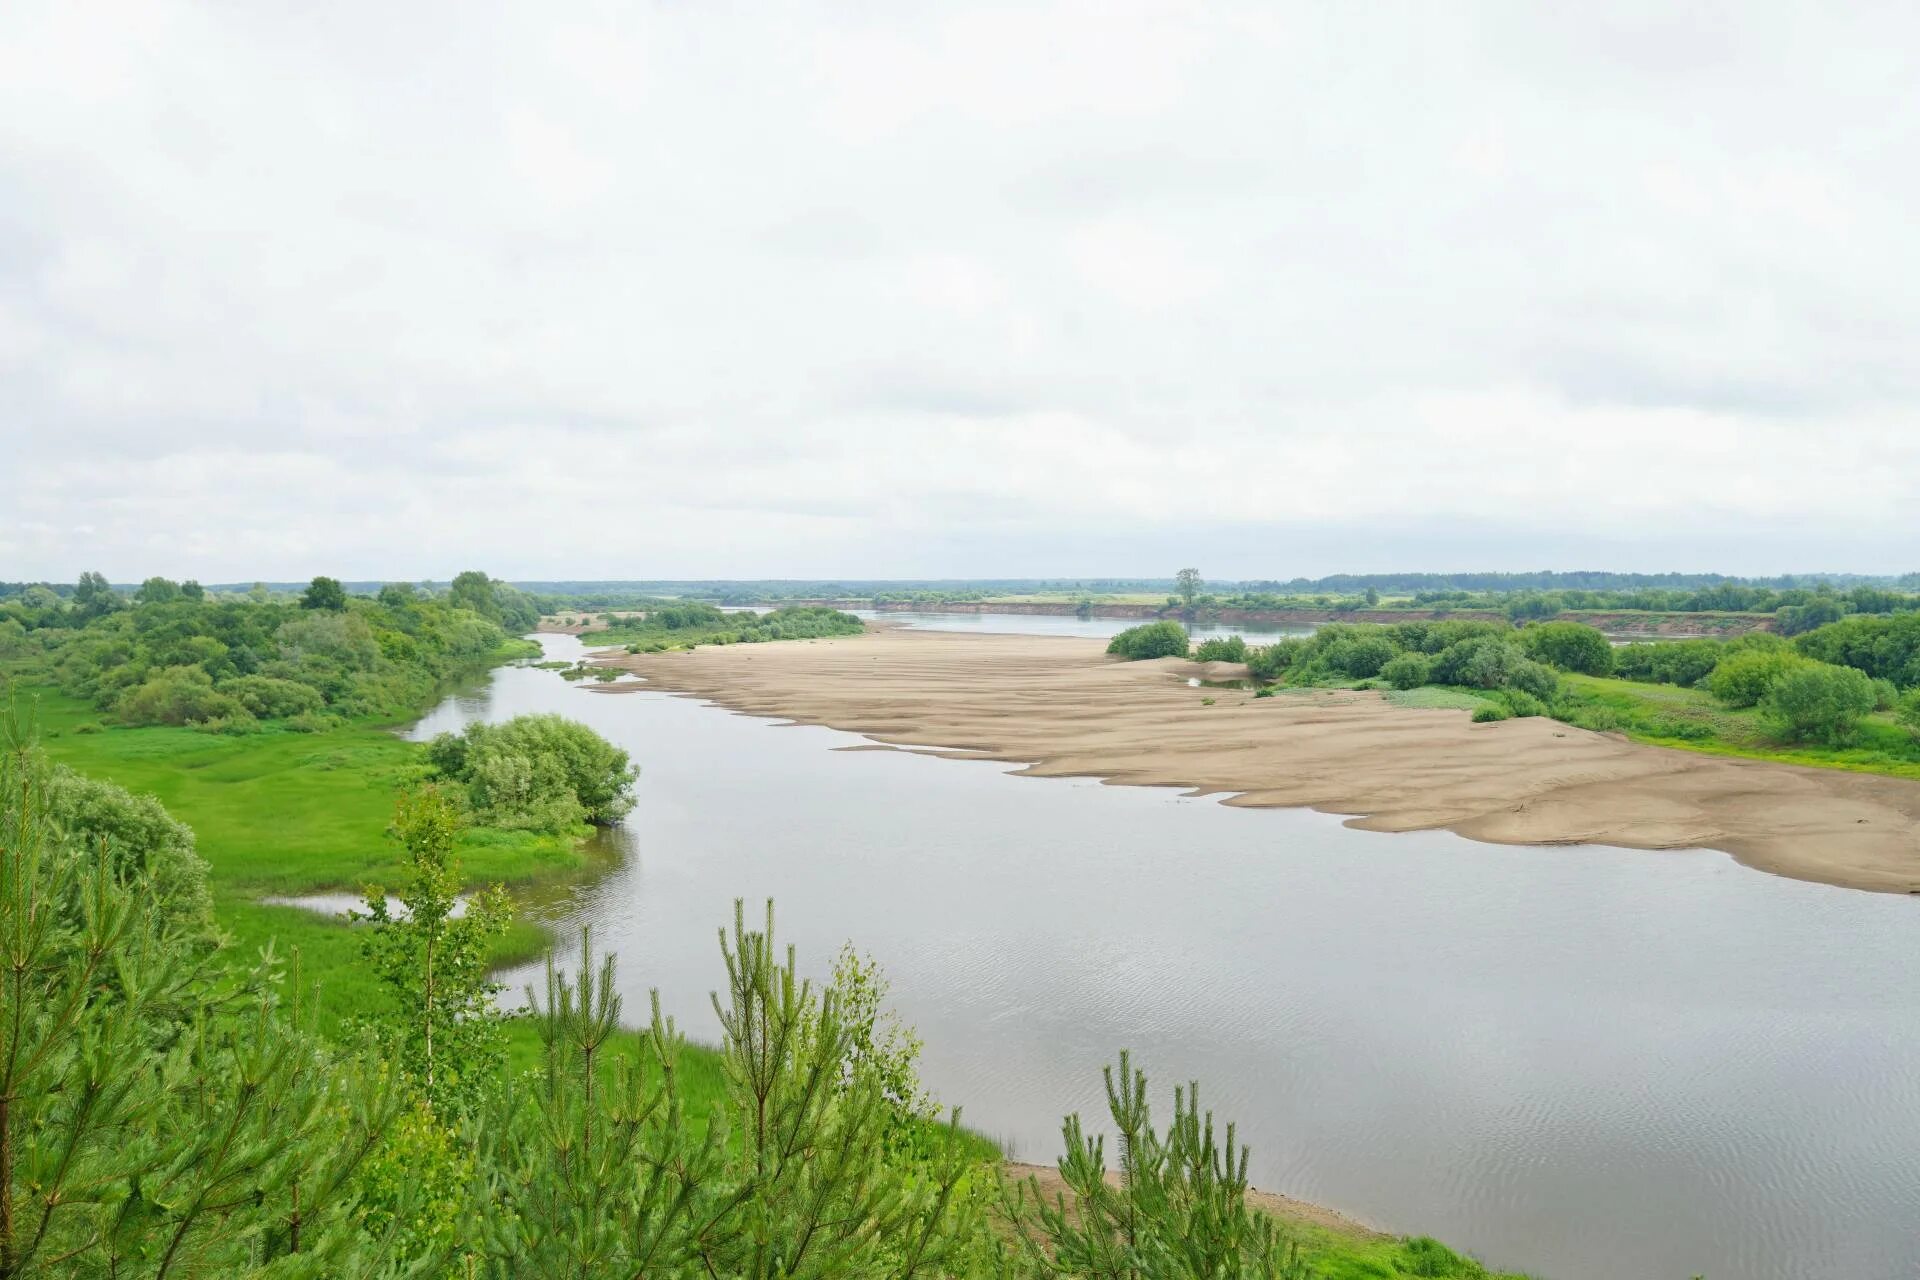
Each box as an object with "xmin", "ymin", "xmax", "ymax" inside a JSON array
[
  {"xmin": 1614, "ymin": 639, "xmax": 1724, "ymax": 687},
  {"xmin": 1322, "ymin": 634, "xmax": 1397, "ymax": 679},
  {"xmin": 1246, "ymin": 638, "xmax": 1307, "ymax": 681},
  {"xmin": 116, "ymin": 665, "xmax": 249, "ymax": 726},
  {"xmin": 1762, "ymin": 663, "xmax": 1878, "ymax": 745},
  {"xmin": 1380, "ymin": 652, "xmax": 1432, "ymax": 690},
  {"xmin": 1253, "ymin": 687, "xmax": 1275, "ymax": 698},
  {"xmin": 1506, "ymin": 658, "xmax": 1560, "ymax": 702},
  {"xmin": 1872, "ymin": 678, "xmax": 1899, "ymax": 711},
  {"xmin": 218, "ymin": 673, "xmax": 327, "ymax": 719},
  {"xmin": 428, "ymin": 714, "xmax": 639, "ymax": 831},
  {"xmin": 1705, "ymin": 648, "xmax": 1809, "ymax": 708},
  {"xmin": 1433, "ymin": 637, "xmax": 1523, "ymax": 689},
  {"xmin": 1105, "ymin": 621, "xmax": 1190, "ymax": 661},
  {"xmin": 1794, "ymin": 612, "xmax": 1920, "ymax": 686},
  {"xmin": 1471, "ymin": 703, "xmax": 1509, "ymax": 722},
  {"xmin": 1520, "ymin": 621, "xmax": 1615, "ymax": 675},
  {"xmin": 1497, "ymin": 689, "xmax": 1548, "ymax": 717},
  {"xmin": 1899, "ymin": 687, "xmax": 1920, "ymax": 740},
  {"xmin": 1192, "ymin": 634, "xmax": 1248, "ymax": 663}
]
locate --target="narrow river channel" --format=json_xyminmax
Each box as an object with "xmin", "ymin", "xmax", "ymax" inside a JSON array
[{"xmin": 400, "ymin": 632, "xmax": 1920, "ymax": 1280}]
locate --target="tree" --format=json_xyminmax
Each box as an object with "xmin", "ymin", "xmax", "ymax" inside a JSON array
[
  {"xmin": 377, "ymin": 581, "xmax": 418, "ymax": 608},
  {"xmin": 356, "ymin": 786, "xmax": 512, "ymax": 1112},
  {"xmin": 1705, "ymin": 648, "xmax": 1809, "ymax": 708},
  {"xmin": 179, "ymin": 579, "xmax": 206, "ymax": 601},
  {"xmin": 135, "ymin": 576, "xmax": 181, "ymax": 606},
  {"xmin": 1898, "ymin": 687, "xmax": 1920, "ymax": 741},
  {"xmin": 1761, "ymin": 663, "xmax": 1877, "ymax": 745},
  {"xmin": 448, "ymin": 570, "xmax": 498, "ymax": 620},
  {"xmin": 1175, "ymin": 568, "xmax": 1202, "ymax": 612},
  {"xmin": 426, "ymin": 715, "xmax": 639, "ymax": 831},
  {"xmin": 1520, "ymin": 621, "xmax": 1615, "ymax": 675},
  {"xmin": 1004, "ymin": 1051, "xmax": 1309, "ymax": 1278},
  {"xmin": 0, "ymin": 724, "xmax": 411, "ymax": 1277},
  {"xmin": 1364, "ymin": 587, "xmax": 1380, "ymax": 607},
  {"xmin": 301, "ymin": 575, "xmax": 347, "ymax": 611},
  {"xmin": 72, "ymin": 570, "xmax": 117, "ymax": 618}
]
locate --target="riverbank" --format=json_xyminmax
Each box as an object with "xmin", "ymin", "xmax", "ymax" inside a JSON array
[{"xmin": 589, "ymin": 627, "xmax": 1920, "ymax": 894}]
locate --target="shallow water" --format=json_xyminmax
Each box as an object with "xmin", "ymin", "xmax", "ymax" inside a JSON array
[{"xmin": 407, "ymin": 635, "xmax": 1920, "ymax": 1280}]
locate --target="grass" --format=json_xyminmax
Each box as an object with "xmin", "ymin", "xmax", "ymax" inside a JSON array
[
  {"xmin": 1557, "ymin": 673, "xmax": 1920, "ymax": 779},
  {"xmin": 13, "ymin": 679, "xmax": 587, "ymax": 1030},
  {"xmin": 1383, "ymin": 686, "xmax": 1497, "ymax": 712}
]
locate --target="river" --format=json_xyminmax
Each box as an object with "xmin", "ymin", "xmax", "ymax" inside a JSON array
[
  {"xmin": 849, "ymin": 608, "xmax": 1312, "ymax": 642},
  {"xmin": 399, "ymin": 631, "xmax": 1920, "ymax": 1280}
]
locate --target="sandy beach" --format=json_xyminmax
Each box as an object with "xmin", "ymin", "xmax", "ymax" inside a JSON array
[{"xmin": 586, "ymin": 627, "xmax": 1920, "ymax": 895}]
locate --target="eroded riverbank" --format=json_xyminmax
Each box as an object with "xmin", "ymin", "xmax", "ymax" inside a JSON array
[{"xmin": 589, "ymin": 627, "xmax": 1920, "ymax": 894}]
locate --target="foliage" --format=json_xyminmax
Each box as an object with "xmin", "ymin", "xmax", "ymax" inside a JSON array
[
  {"xmin": 1004, "ymin": 1050, "xmax": 1310, "ymax": 1278},
  {"xmin": 602, "ymin": 605, "xmax": 866, "ymax": 651},
  {"xmin": 469, "ymin": 906, "xmax": 993, "ymax": 1278},
  {"xmin": 1380, "ymin": 653, "xmax": 1432, "ymax": 690},
  {"xmin": 1898, "ymin": 688, "xmax": 1920, "ymax": 740},
  {"xmin": 302, "ymin": 574, "xmax": 349, "ymax": 611},
  {"xmin": 24, "ymin": 577, "xmax": 532, "ymax": 727},
  {"xmin": 1761, "ymin": 663, "xmax": 1879, "ymax": 745},
  {"xmin": 0, "ymin": 725, "xmax": 414, "ymax": 1278},
  {"xmin": 356, "ymin": 786, "xmax": 514, "ymax": 1113},
  {"xmin": 427, "ymin": 713, "xmax": 638, "ymax": 832},
  {"xmin": 1705, "ymin": 648, "xmax": 1811, "ymax": 708},
  {"xmin": 1106, "ymin": 622, "xmax": 1191, "ymax": 661},
  {"xmin": 1793, "ymin": 612, "xmax": 1920, "ymax": 688},
  {"xmin": 1175, "ymin": 568, "xmax": 1203, "ymax": 610},
  {"xmin": 1612, "ymin": 639, "xmax": 1724, "ymax": 688},
  {"xmin": 1321, "ymin": 634, "xmax": 1397, "ymax": 679},
  {"xmin": 1519, "ymin": 622, "xmax": 1614, "ymax": 675},
  {"xmin": 1193, "ymin": 635, "xmax": 1248, "ymax": 663}
]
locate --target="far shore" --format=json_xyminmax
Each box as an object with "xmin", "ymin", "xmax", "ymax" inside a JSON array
[{"xmin": 577, "ymin": 627, "xmax": 1920, "ymax": 895}]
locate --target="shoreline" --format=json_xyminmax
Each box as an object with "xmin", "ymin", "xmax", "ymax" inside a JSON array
[{"xmin": 585, "ymin": 627, "xmax": 1920, "ymax": 895}]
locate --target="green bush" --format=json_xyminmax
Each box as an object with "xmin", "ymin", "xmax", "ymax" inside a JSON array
[
  {"xmin": 427, "ymin": 714, "xmax": 639, "ymax": 832},
  {"xmin": 1705, "ymin": 648, "xmax": 1809, "ymax": 708},
  {"xmin": 217, "ymin": 673, "xmax": 327, "ymax": 719},
  {"xmin": 1380, "ymin": 652, "xmax": 1432, "ymax": 690},
  {"xmin": 1520, "ymin": 621, "xmax": 1615, "ymax": 674},
  {"xmin": 1762, "ymin": 663, "xmax": 1878, "ymax": 745},
  {"xmin": 1192, "ymin": 634, "xmax": 1248, "ymax": 663},
  {"xmin": 1471, "ymin": 703, "xmax": 1509, "ymax": 723},
  {"xmin": 1246, "ymin": 638, "xmax": 1307, "ymax": 680},
  {"xmin": 1899, "ymin": 687, "xmax": 1920, "ymax": 740},
  {"xmin": 116, "ymin": 665, "xmax": 250, "ymax": 726},
  {"xmin": 1322, "ymin": 634, "xmax": 1397, "ymax": 679},
  {"xmin": 1105, "ymin": 621, "xmax": 1190, "ymax": 661},
  {"xmin": 1613, "ymin": 638, "xmax": 1725, "ymax": 687},
  {"xmin": 1497, "ymin": 688, "xmax": 1549, "ymax": 718},
  {"xmin": 1794, "ymin": 612, "xmax": 1920, "ymax": 686}
]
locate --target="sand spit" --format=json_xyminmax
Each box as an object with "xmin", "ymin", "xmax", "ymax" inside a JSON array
[{"xmin": 586, "ymin": 628, "xmax": 1920, "ymax": 895}]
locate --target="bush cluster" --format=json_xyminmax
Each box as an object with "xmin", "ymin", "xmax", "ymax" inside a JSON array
[
  {"xmin": 1106, "ymin": 620, "xmax": 1191, "ymax": 660},
  {"xmin": 426, "ymin": 713, "xmax": 639, "ymax": 832},
  {"xmin": 13, "ymin": 572, "xmax": 536, "ymax": 730}
]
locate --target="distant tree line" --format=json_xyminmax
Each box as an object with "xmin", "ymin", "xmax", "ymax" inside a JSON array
[{"xmin": 1, "ymin": 570, "xmax": 541, "ymax": 731}]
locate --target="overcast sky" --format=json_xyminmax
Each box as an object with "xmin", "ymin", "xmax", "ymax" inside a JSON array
[{"xmin": 3, "ymin": 3, "xmax": 1916, "ymax": 583}]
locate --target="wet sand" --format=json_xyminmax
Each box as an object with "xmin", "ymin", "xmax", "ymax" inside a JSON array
[{"xmin": 587, "ymin": 628, "xmax": 1920, "ymax": 895}]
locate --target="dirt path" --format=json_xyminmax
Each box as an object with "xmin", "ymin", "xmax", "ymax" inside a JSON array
[{"xmin": 587, "ymin": 627, "xmax": 1920, "ymax": 894}]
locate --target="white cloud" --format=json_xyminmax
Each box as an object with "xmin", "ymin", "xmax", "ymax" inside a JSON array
[{"xmin": 3, "ymin": 1, "xmax": 1918, "ymax": 581}]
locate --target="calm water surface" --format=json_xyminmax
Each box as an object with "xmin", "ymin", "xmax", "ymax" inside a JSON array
[{"xmin": 408, "ymin": 634, "xmax": 1920, "ymax": 1280}]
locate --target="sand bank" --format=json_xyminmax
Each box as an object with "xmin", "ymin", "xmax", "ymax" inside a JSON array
[{"xmin": 589, "ymin": 628, "xmax": 1920, "ymax": 894}]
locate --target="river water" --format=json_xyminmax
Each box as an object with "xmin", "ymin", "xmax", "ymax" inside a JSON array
[
  {"xmin": 403, "ymin": 631, "xmax": 1920, "ymax": 1280},
  {"xmin": 850, "ymin": 608, "xmax": 1311, "ymax": 642}
]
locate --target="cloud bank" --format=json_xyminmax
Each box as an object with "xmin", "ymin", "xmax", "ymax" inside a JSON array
[{"xmin": 4, "ymin": 2, "xmax": 1916, "ymax": 580}]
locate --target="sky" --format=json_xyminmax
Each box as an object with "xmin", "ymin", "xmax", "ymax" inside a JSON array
[{"xmin": 3, "ymin": 2, "xmax": 1917, "ymax": 584}]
